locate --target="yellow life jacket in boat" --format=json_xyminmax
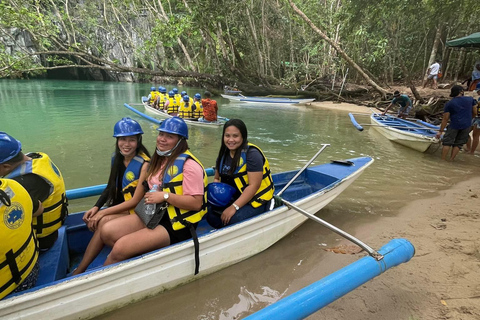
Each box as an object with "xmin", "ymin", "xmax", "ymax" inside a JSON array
[
  {"xmin": 149, "ymin": 91, "xmax": 158, "ymax": 105},
  {"xmin": 192, "ymin": 101, "xmax": 203, "ymax": 119},
  {"xmin": 174, "ymin": 94, "xmax": 182, "ymax": 106},
  {"xmin": 221, "ymin": 143, "xmax": 274, "ymax": 208},
  {"xmin": 6, "ymin": 153, "xmax": 67, "ymax": 239},
  {"xmin": 167, "ymin": 97, "xmax": 179, "ymax": 114},
  {"xmin": 162, "ymin": 150, "xmax": 207, "ymax": 231},
  {"xmin": 158, "ymin": 93, "xmax": 166, "ymax": 109},
  {"xmin": 178, "ymin": 100, "xmax": 194, "ymax": 119},
  {"xmin": 0, "ymin": 179, "xmax": 39, "ymax": 300},
  {"xmin": 119, "ymin": 152, "xmax": 150, "ymax": 214}
]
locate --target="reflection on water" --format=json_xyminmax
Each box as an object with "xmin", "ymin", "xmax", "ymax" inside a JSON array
[{"xmin": 1, "ymin": 80, "xmax": 479, "ymax": 319}]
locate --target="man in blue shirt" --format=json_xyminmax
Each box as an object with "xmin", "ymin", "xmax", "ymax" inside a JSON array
[
  {"xmin": 436, "ymin": 85, "xmax": 477, "ymax": 161},
  {"xmin": 382, "ymin": 91, "xmax": 413, "ymax": 119}
]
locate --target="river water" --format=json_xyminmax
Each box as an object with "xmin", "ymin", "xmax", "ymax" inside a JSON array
[{"xmin": 1, "ymin": 79, "xmax": 479, "ymax": 319}]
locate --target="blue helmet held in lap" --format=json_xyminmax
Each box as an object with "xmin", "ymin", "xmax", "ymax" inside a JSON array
[
  {"xmin": 207, "ymin": 182, "xmax": 236, "ymax": 207},
  {"xmin": 113, "ymin": 117, "xmax": 144, "ymax": 137},
  {"xmin": 0, "ymin": 132, "xmax": 22, "ymax": 164},
  {"xmin": 157, "ymin": 117, "xmax": 188, "ymax": 139}
]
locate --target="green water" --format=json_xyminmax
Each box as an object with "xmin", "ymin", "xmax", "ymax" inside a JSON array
[{"xmin": 1, "ymin": 79, "xmax": 479, "ymax": 318}]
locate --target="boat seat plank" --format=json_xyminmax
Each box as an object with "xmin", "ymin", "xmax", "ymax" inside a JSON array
[{"xmin": 36, "ymin": 226, "xmax": 69, "ymax": 286}]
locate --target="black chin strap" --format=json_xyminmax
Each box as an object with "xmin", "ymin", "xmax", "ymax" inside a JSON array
[
  {"xmin": 182, "ymin": 221, "xmax": 200, "ymax": 275},
  {"xmin": 0, "ymin": 189, "xmax": 11, "ymax": 206}
]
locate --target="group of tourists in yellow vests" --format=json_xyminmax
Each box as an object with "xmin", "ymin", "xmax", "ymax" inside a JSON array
[{"xmin": 147, "ymin": 87, "xmax": 204, "ymax": 120}]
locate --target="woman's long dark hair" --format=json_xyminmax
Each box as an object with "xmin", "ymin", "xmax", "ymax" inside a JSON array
[
  {"xmin": 105, "ymin": 134, "xmax": 151, "ymax": 206},
  {"xmin": 147, "ymin": 136, "xmax": 189, "ymax": 183},
  {"xmin": 216, "ymin": 119, "xmax": 248, "ymax": 175}
]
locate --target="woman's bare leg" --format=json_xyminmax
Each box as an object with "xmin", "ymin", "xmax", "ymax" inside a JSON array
[
  {"xmin": 103, "ymin": 221, "xmax": 171, "ymax": 266},
  {"xmin": 72, "ymin": 212, "xmax": 128, "ymax": 275},
  {"xmin": 470, "ymin": 127, "xmax": 480, "ymax": 154}
]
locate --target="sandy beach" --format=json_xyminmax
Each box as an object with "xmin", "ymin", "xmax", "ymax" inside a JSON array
[{"xmin": 307, "ymin": 100, "xmax": 480, "ymax": 320}]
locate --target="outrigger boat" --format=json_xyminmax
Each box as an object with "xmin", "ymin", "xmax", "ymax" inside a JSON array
[
  {"xmin": 0, "ymin": 151, "xmax": 373, "ymax": 320},
  {"xmin": 349, "ymin": 113, "xmax": 440, "ymax": 152},
  {"xmin": 221, "ymin": 94, "xmax": 315, "ymax": 105},
  {"xmin": 139, "ymin": 97, "xmax": 228, "ymax": 128}
]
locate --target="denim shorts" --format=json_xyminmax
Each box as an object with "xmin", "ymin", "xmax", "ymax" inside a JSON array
[{"xmin": 472, "ymin": 118, "xmax": 480, "ymax": 129}]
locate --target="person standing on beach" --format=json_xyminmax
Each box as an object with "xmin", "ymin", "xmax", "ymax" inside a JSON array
[
  {"xmin": 436, "ymin": 85, "xmax": 477, "ymax": 161},
  {"xmin": 423, "ymin": 59, "xmax": 441, "ymax": 90}
]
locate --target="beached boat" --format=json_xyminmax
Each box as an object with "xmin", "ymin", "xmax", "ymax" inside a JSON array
[
  {"xmin": 221, "ymin": 94, "xmax": 315, "ymax": 105},
  {"xmin": 349, "ymin": 113, "xmax": 440, "ymax": 152},
  {"xmin": 0, "ymin": 156, "xmax": 373, "ymax": 320}
]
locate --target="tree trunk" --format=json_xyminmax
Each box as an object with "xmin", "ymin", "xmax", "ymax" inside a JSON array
[{"xmin": 288, "ymin": 0, "xmax": 387, "ymax": 98}]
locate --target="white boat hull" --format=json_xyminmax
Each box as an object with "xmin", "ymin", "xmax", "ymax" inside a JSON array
[
  {"xmin": 370, "ymin": 116, "xmax": 439, "ymax": 152},
  {"xmin": 0, "ymin": 160, "xmax": 372, "ymax": 320},
  {"xmin": 221, "ymin": 94, "xmax": 315, "ymax": 105}
]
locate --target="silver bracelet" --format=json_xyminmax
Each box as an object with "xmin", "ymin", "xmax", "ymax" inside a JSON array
[{"xmin": 232, "ymin": 203, "xmax": 240, "ymax": 211}]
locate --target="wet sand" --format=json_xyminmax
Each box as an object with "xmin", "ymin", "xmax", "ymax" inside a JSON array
[
  {"xmin": 303, "ymin": 100, "xmax": 480, "ymax": 319},
  {"xmin": 311, "ymin": 177, "xmax": 480, "ymax": 320}
]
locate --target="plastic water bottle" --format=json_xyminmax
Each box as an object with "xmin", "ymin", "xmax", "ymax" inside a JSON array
[{"xmin": 145, "ymin": 184, "xmax": 158, "ymax": 216}]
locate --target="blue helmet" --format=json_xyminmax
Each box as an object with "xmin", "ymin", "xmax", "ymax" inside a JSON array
[
  {"xmin": 158, "ymin": 86, "xmax": 163, "ymax": 91},
  {"xmin": 181, "ymin": 91, "xmax": 187, "ymax": 96},
  {"xmin": 157, "ymin": 117, "xmax": 188, "ymax": 139},
  {"xmin": 160, "ymin": 87, "xmax": 167, "ymax": 93},
  {"xmin": 168, "ymin": 90, "xmax": 175, "ymax": 97},
  {"xmin": 194, "ymin": 93, "xmax": 201, "ymax": 99},
  {"xmin": 150, "ymin": 86, "xmax": 156, "ymax": 91},
  {"xmin": 183, "ymin": 95, "xmax": 190, "ymax": 102},
  {"xmin": 207, "ymin": 182, "xmax": 236, "ymax": 207},
  {"xmin": 172, "ymin": 88, "xmax": 179, "ymax": 94},
  {"xmin": 0, "ymin": 132, "xmax": 22, "ymax": 164},
  {"xmin": 113, "ymin": 117, "xmax": 144, "ymax": 137}
]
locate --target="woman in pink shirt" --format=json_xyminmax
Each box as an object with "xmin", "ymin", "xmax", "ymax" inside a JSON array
[{"xmin": 100, "ymin": 117, "xmax": 207, "ymax": 267}]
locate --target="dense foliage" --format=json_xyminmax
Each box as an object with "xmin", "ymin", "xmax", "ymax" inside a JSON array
[{"xmin": 1, "ymin": 0, "xmax": 479, "ymax": 87}]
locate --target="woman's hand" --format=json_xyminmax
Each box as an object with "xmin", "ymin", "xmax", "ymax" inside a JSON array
[
  {"xmin": 87, "ymin": 211, "xmax": 104, "ymax": 232},
  {"xmin": 221, "ymin": 205, "xmax": 237, "ymax": 225},
  {"xmin": 144, "ymin": 191, "xmax": 165, "ymax": 204},
  {"xmin": 83, "ymin": 206, "xmax": 99, "ymax": 223}
]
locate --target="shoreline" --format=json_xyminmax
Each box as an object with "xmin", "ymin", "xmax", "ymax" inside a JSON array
[
  {"xmin": 313, "ymin": 176, "xmax": 480, "ymax": 320},
  {"xmin": 309, "ymin": 101, "xmax": 372, "ymax": 113}
]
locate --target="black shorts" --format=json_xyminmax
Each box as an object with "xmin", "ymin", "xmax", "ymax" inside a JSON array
[
  {"xmin": 442, "ymin": 127, "xmax": 471, "ymax": 147},
  {"xmin": 158, "ymin": 213, "xmax": 196, "ymax": 244}
]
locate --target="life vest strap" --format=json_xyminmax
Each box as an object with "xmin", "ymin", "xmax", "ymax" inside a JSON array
[
  {"xmin": 34, "ymin": 194, "xmax": 68, "ymax": 233},
  {"xmin": 0, "ymin": 230, "xmax": 37, "ymax": 293},
  {"xmin": 180, "ymin": 220, "xmax": 200, "ymax": 275}
]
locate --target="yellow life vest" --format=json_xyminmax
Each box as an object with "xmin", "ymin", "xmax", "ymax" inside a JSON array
[
  {"xmin": 222, "ymin": 143, "xmax": 274, "ymax": 208},
  {"xmin": 0, "ymin": 179, "xmax": 39, "ymax": 300},
  {"xmin": 158, "ymin": 93, "xmax": 166, "ymax": 109},
  {"xmin": 6, "ymin": 152, "xmax": 67, "ymax": 238},
  {"xmin": 149, "ymin": 91, "xmax": 159, "ymax": 105},
  {"xmin": 178, "ymin": 100, "xmax": 194, "ymax": 119},
  {"xmin": 162, "ymin": 150, "xmax": 207, "ymax": 231},
  {"xmin": 192, "ymin": 101, "xmax": 203, "ymax": 119},
  {"xmin": 174, "ymin": 94, "xmax": 182, "ymax": 106},
  {"xmin": 121, "ymin": 152, "xmax": 150, "ymax": 214},
  {"xmin": 167, "ymin": 97, "xmax": 179, "ymax": 114}
]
